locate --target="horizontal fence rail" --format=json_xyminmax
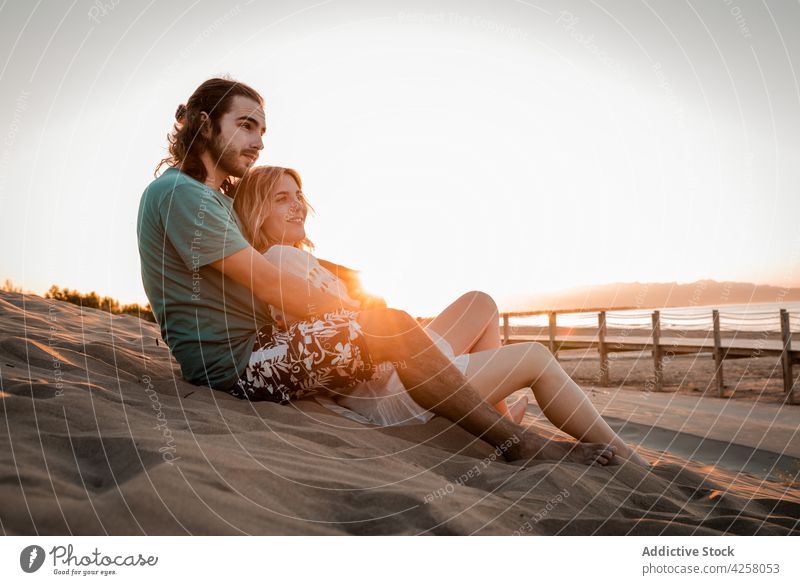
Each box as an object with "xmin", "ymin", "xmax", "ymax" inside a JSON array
[{"xmin": 491, "ymin": 307, "xmax": 799, "ymax": 405}]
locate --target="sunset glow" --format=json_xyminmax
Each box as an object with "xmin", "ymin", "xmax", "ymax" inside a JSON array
[{"xmin": 1, "ymin": 2, "xmax": 798, "ymax": 316}]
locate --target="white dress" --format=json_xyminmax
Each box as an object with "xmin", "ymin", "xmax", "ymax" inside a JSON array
[{"xmin": 262, "ymin": 245, "xmax": 469, "ymax": 426}]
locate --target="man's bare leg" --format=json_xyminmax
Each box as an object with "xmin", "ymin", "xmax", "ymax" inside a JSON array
[{"xmin": 354, "ymin": 308, "xmax": 617, "ymax": 466}]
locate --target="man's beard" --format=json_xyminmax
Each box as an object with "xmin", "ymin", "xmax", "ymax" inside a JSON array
[{"xmin": 208, "ymin": 134, "xmax": 248, "ymax": 179}]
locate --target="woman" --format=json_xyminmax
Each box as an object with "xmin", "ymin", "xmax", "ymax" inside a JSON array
[{"xmin": 232, "ymin": 165, "xmax": 649, "ymax": 467}]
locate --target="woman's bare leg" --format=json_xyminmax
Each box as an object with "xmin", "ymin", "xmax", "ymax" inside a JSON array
[
  {"xmin": 424, "ymin": 291, "xmax": 496, "ymax": 355},
  {"xmin": 424, "ymin": 291, "xmax": 527, "ymax": 421},
  {"xmin": 355, "ymin": 308, "xmax": 617, "ymax": 466},
  {"xmin": 459, "ymin": 341, "xmax": 650, "ymax": 466},
  {"xmin": 462, "ymin": 293, "xmax": 529, "ymax": 422}
]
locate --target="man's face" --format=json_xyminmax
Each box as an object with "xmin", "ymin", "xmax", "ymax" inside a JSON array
[{"xmin": 207, "ymin": 95, "xmax": 266, "ymax": 178}]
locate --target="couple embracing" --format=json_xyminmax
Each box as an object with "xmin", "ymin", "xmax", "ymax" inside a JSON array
[{"xmin": 137, "ymin": 77, "xmax": 648, "ymax": 468}]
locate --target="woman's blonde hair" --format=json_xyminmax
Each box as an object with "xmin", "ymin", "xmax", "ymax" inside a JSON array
[{"xmin": 232, "ymin": 165, "xmax": 315, "ymax": 253}]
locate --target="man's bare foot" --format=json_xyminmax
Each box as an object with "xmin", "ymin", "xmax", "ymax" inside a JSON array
[
  {"xmin": 506, "ymin": 396, "xmax": 529, "ymax": 425},
  {"xmin": 610, "ymin": 445, "xmax": 651, "ymax": 468},
  {"xmin": 630, "ymin": 450, "xmax": 650, "ymax": 467},
  {"xmin": 505, "ymin": 430, "xmax": 617, "ymax": 466}
]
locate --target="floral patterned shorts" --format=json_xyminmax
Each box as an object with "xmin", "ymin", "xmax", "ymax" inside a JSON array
[{"xmin": 228, "ymin": 309, "xmax": 377, "ymax": 404}]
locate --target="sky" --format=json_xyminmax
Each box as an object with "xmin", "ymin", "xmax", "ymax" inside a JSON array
[{"xmin": 1, "ymin": 0, "xmax": 799, "ymax": 316}]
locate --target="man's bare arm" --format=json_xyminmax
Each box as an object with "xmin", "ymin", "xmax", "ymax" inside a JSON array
[{"xmin": 209, "ymin": 247, "xmax": 359, "ymax": 318}]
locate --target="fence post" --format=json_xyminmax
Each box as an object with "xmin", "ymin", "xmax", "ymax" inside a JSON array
[
  {"xmin": 712, "ymin": 309, "xmax": 725, "ymax": 397},
  {"xmin": 598, "ymin": 311, "xmax": 609, "ymax": 387},
  {"xmin": 502, "ymin": 313, "xmax": 510, "ymax": 345},
  {"xmin": 548, "ymin": 311, "xmax": 558, "ymax": 359},
  {"xmin": 780, "ymin": 309, "xmax": 796, "ymax": 404},
  {"xmin": 651, "ymin": 310, "xmax": 663, "ymax": 392}
]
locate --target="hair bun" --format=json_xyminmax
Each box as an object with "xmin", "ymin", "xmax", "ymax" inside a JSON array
[{"xmin": 175, "ymin": 103, "xmax": 187, "ymax": 122}]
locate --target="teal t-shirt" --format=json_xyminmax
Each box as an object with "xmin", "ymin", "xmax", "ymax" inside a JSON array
[{"xmin": 136, "ymin": 167, "xmax": 275, "ymax": 390}]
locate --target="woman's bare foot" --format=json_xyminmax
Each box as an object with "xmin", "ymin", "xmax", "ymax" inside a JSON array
[
  {"xmin": 506, "ymin": 396, "xmax": 529, "ymax": 425},
  {"xmin": 505, "ymin": 430, "xmax": 617, "ymax": 466}
]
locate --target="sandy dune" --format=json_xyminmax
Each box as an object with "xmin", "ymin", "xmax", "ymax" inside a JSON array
[{"xmin": 1, "ymin": 291, "xmax": 798, "ymax": 535}]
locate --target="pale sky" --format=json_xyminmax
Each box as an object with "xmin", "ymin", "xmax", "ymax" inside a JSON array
[{"xmin": 1, "ymin": 0, "xmax": 799, "ymax": 316}]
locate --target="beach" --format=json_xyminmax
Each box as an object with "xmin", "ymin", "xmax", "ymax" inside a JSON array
[{"xmin": 1, "ymin": 290, "xmax": 798, "ymax": 535}]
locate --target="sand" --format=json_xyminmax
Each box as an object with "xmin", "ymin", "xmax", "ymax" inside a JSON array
[{"xmin": 1, "ymin": 290, "xmax": 798, "ymax": 535}]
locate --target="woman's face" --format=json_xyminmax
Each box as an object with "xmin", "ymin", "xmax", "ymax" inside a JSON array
[{"xmin": 262, "ymin": 173, "xmax": 307, "ymax": 245}]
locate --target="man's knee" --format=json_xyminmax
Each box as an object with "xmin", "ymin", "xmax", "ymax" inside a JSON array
[
  {"xmin": 355, "ymin": 307, "xmax": 417, "ymax": 336},
  {"xmin": 354, "ymin": 307, "xmax": 421, "ymax": 362}
]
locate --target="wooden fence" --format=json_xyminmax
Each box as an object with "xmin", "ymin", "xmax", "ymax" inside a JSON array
[{"xmin": 497, "ymin": 307, "xmax": 799, "ymax": 405}]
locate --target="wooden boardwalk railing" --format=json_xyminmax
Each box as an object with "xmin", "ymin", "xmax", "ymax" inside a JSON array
[{"xmin": 497, "ymin": 307, "xmax": 799, "ymax": 405}]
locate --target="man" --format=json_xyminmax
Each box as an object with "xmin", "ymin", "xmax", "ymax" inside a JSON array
[{"xmin": 136, "ymin": 77, "xmax": 616, "ymax": 466}]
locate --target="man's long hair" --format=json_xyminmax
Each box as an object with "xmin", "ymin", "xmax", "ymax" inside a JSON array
[{"xmin": 155, "ymin": 77, "xmax": 263, "ymax": 193}]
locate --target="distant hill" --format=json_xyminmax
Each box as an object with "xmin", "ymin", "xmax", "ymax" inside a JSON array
[{"xmin": 504, "ymin": 280, "xmax": 800, "ymax": 312}]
